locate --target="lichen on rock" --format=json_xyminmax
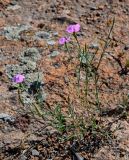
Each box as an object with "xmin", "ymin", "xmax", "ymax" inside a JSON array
[
  {"xmin": 19, "ymin": 48, "xmax": 41, "ymax": 62},
  {"xmin": 34, "ymin": 31, "xmax": 51, "ymax": 40},
  {"xmin": 6, "ymin": 64, "xmax": 26, "ymax": 79},
  {"xmin": 3, "ymin": 25, "xmax": 31, "ymax": 40}
]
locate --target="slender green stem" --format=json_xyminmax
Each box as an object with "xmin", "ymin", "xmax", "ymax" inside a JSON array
[
  {"xmin": 33, "ymin": 103, "xmax": 43, "ymax": 117},
  {"xmin": 84, "ymin": 67, "xmax": 88, "ymax": 106},
  {"xmin": 84, "ymin": 46, "xmax": 89, "ymax": 106},
  {"xmin": 18, "ymin": 85, "xmax": 24, "ymax": 106},
  {"xmin": 73, "ymin": 33, "xmax": 81, "ymax": 52},
  {"xmin": 96, "ymin": 18, "xmax": 115, "ymax": 71},
  {"xmin": 90, "ymin": 48, "xmax": 99, "ymax": 65},
  {"xmin": 93, "ymin": 18, "xmax": 115, "ymax": 114},
  {"xmin": 94, "ymin": 74, "xmax": 100, "ymax": 112},
  {"xmin": 73, "ymin": 33, "xmax": 82, "ymax": 91}
]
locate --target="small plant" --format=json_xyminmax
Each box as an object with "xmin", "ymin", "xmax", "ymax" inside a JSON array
[
  {"xmin": 12, "ymin": 19, "xmax": 116, "ymax": 141},
  {"xmin": 58, "ymin": 19, "xmax": 115, "ymax": 137}
]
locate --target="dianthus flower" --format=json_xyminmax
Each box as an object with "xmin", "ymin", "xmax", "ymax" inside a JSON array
[
  {"xmin": 12, "ymin": 74, "xmax": 25, "ymax": 83},
  {"xmin": 59, "ymin": 37, "xmax": 70, "ymax": 45},
  {"xmin": 66, "ymin": 24, "xmax": 80, "ymax": 33}
]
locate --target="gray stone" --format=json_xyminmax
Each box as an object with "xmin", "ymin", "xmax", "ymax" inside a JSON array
[
  {"xmin": 52, "ymin": 62, "xmax": 61, "ymax": 68},
  {"xmin": 9, "ymin": 0, "xmax": 18, "ymax": 5},
  {"xmin": 47, "ymin": 40, "xmax": 56, "ymax": 45},
  {"xmin": 89, "ymin": 43, "xmax": 99, "ymax": 49},
  {"xmin": 19, "ymin": 155, "xmax": 27, "ymax": 160},
  {"xmin": 89, "ymin": 4, "xmax": 97, "ymax": 10},
  {"xmin": 49, "ymin": 51, "xmax": 60, "ymax": 58},
  {"xmin": 31, "ymin": 149, "xmax": 39, "ymax": 156},
  {"xmin": 0, "ymin": 113, "xmax": 15, "ymax": 122},
  {"xmin": 7, "ymin": 5, "xmax": 21, "ymax": 11},
  {"xmin": 52, "ymin": 31, "xmax": 58, "ymax": 36}
]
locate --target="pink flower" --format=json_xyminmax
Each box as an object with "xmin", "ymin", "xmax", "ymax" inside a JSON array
[
  {"xmin": 59, "ymin": 37, "xmax": 70, "ymax": 45},
  {"xmin": 12, "ymin": 74, "xmax": 25, "ymax": 83},
  {"xmin": 66, "ymin": 25, "xmax": 74, "ymax": 33},
  {"xmin": 74, "ymin": 24, "xmax": 80, "ymax": 32},
  {"xmin": 66, "ymin": 24, "xmax": 80, "ymax": 33}
]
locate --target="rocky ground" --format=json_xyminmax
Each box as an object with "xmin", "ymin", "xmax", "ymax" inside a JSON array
[{"xmin": 0, "ymin": 0, "xmax": 129, "ymax": 159}]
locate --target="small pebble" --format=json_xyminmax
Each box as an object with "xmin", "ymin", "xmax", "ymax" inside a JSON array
[
  {"xmin": 89, "ymin": 43, "xmax": 99, "ymax": 49},
  {"xmin": 52, "ymin": 32, "xmax": 58, "ymax": 36},
  {"xmin": 49, "ymin": 51, "xmax": 60, "ymax": 58},
  {"xmin": 47, "ymin": 40, "xmax": 56, "ymax": 45},
  {"xmin": 19, "ymin": 155, "xmax": 27, "ymax": 160},
  {"xmin": 32, "ymin": 149, "xmax": 40, "ymax": 156}
]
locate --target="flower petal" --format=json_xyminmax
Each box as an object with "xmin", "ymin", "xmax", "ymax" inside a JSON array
[{"xmin": 12, "ymin": 74, "xmax": 25, "ymax": 83}]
